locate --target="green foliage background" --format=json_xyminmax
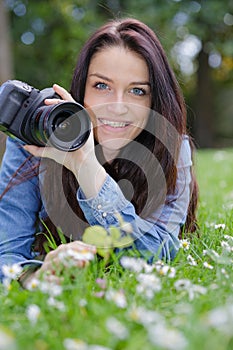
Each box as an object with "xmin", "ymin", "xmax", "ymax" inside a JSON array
[
  {"xmin": 5, "ymin": 0, "xmax": 232, "ymax": 147},
  {"xmin": 9, "ymin": 0, "xmax": 233, "ymax": 88},
  {"xmin": 10, "ymin": 1, "xmax": 103, "ymax": 89}
]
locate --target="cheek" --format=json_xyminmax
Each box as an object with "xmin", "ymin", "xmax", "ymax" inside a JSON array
[
  {"xmin": 134, "ymin": 108, "xmax": 150, "ymax": 128},
  {"xmin": 84, "ymin": 94, "xmax": 97, "ymax": 126},
  {"xmin": 85, "ymin": 108, "xmax": 97, "ymax": 128},
  {"xmin": 133, "ymin": 114, "xmax": 149, "ymax": 139}
]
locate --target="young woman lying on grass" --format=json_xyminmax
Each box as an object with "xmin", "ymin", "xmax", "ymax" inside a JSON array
[{"xmin": 0, "ymin": 18, "xmax": 198, "ymax": 286}]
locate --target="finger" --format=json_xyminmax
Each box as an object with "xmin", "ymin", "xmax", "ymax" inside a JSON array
[
  {"xmin": 39, "ymin": 256, "xmax": 88, "ymax": 275},
  {"xmin": 66, "ymin": 241, "xmax": 97, "ymax": 253},
  {"xmin": 50, "ymin": 241, "xmax": 97, "ymax": 255},
  {"xmin": 39, "ymin": 258, "xmax": 62, "ymax": 274},
  {"xmin": 43, "ymin": 274, "xmax": 63, "ymax": 285},
  {"xmin": 44, "ymin": 98, "xmax": 64, "ymax": 105},
  {"xmin": 39, "ymin": 259, "xmax": 54, "ymax": 272},
  {"xmin": 43, "ymin": 248, "xmax": 57, "ymax": 263},
  {"xmin": 23, "ymin": 145, "xmax": 45, "ymax": 158},
  {"xmin": 53, "ymin": 84, "xmax": 75, "ymax": 102},
  {"xmin": 23, "ymin": 145, "xmax": 66, "ymax": 163}
]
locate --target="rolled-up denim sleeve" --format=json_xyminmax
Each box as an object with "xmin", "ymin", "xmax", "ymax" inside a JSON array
[
  {"xmin": 77, "ymin": 137, "xmax": 193, "ymax": 262},
  {"xmin": 0, "ymin": 137, "xmax": 41, "ymax": 281}
]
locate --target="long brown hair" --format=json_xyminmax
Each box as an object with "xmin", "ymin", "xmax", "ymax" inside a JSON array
[{"xmin": 2, "ymin": 18, "xmax": 199, "ymax": 253}]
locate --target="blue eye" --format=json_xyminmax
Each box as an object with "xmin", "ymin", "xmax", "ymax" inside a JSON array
[
  {"xmin": 131, "ymin": 87, "xmax": 146, "ymax": 96},
  {"xmin": 95, "ymin": 82, "xmax": 109, "ymax": 90}
]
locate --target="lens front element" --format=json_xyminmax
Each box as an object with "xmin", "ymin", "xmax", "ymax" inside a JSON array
[{"xmin": 52, "ymin": 110, "xmax": 82, "ymax": 143}]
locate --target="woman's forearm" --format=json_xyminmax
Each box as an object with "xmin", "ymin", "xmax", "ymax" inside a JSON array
[{"xmin": 73, "ymin": 155, "xmax": 107, "ymax": 199}]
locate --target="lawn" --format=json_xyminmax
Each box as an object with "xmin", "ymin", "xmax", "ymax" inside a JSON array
[{"xmin": 0, "ymin": 148, "xmax": 233, "ymax": 350}]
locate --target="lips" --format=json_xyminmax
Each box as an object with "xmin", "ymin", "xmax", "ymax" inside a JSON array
[{"xmin": 99, "ymin": 118, "xmax": 130, "ymax": 128}]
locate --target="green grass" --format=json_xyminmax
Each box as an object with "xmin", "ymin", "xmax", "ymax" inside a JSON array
[{"xmin": 1, "ymin": 149, "xmax": 233, "ymax": 350}]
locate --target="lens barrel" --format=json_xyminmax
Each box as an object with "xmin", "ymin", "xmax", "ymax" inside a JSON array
[{"xmin": 29, "ymin": 102, "xmax": 91, "ymax": 151}]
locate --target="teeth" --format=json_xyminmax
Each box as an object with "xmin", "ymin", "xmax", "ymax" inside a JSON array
[{"xmin": 100, "ymin": 119, "xmax": 129, "ymax": 128}]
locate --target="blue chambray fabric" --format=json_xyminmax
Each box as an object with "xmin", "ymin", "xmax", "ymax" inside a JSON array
[{"xmin": 0, "ymin": 136, "xmax": 192, "ymax": 281}]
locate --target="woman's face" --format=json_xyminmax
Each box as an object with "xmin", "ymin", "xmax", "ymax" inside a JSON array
[{"xmin": 84, "ymin": 46, "xmax": 151, "ymax": 159}]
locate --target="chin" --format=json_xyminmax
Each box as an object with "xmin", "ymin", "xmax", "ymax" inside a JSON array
[{"xmin": 100, "ymin": 138, "xmax": 130, "ymax": 156}]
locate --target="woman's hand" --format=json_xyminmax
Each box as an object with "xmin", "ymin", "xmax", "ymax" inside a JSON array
[
  {"xmin": 24, "ymin": 83, "xmax": 106, "ymax": 198},
  {"xmin": 44, "ymin": 83, "xmax": 76, "ymax": 105},
  {"xmin": 24, "ymin": 84, "xmax": 95, "ymax": 174},
  {"xmin": 39, "ymin": 240, "xmax": 97, "ymax": 272},
  {"xmin": 23, "ymin": 241, "xmax": 97, "ymax": 287},
  {"xmin": 23, "ymin": 130, "xmax": 96, "ymax": 177}
]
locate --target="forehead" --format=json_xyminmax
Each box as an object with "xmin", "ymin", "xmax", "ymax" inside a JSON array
[{"xmin": 88, "ymin": 46, "xmax": 149, "ymax": 81}]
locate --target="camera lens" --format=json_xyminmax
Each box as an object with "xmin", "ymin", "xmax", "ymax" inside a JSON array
[
  {"xmin": 29, "ymin": 102, "xmax": 91, "ymax": 151},
  {"xmin": 52, "ymin": 111, "xmax": 82, "ymax": 143}
]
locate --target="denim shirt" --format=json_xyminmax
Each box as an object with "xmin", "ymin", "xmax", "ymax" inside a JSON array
[{"xmin": 0, "ymin": 136, "xmax": 192, "ymax": 281}]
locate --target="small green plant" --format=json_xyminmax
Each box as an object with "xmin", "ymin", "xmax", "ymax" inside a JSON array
[
  {"xmin": 83, "ymin": 214, "xmax": 134, "ymax": 260},
  {"xmin": 37, "ymin": 221, "xmax": 68, "ymax": 253}
]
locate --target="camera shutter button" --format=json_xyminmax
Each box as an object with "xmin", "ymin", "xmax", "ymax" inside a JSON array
[{"xmin": 22, "ymin": 84, "xmax": 31, "ymax": 91}]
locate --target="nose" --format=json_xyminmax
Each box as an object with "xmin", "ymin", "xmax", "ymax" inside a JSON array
[{"xmin": 106, "ymin": 101, "xmax": 129, "ymax": 116}]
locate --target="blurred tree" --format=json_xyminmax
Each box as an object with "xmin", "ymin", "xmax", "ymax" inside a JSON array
[
  {"xmin": 181, "ymin": 0, "xmax": 233, "ymax": 147},
  {"xmin": 0, "ymin": 0, "xmax": 12, "ymax": 156},
  {"xmin": 0, "ymin": 0, "xmax": 13, "ymax": 83},
  {"xmin": 4, "ymin": 0, "xmax": 106, "ymax": 89}
]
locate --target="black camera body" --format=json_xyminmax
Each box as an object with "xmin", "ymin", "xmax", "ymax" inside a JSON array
[{"xmin": 0, "ymin": 80, "xmax": 91, "ymax": 151}]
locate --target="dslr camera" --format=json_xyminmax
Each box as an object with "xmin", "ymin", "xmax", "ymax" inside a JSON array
[{"xmin": 0, "ymin": 80, "xmax": 91, "ymax": 151}]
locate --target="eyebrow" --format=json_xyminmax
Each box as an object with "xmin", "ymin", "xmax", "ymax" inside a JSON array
[{"xmin": 88, "ymin": 73, "xmax": 151, "ymax": 86}]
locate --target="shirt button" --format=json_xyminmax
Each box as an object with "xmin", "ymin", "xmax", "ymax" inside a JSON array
[
  {"xmin": 97, "ymin": 204, "xmax": 102, "ymax": 210},
  {"xmin": 102, "ymin": 212, "xmax": 107, "ymax": 218}
]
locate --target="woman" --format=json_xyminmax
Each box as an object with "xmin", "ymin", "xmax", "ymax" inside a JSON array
[{"xmin": 0, "ymin": 18, "xmax": 198, "ymax": 284}]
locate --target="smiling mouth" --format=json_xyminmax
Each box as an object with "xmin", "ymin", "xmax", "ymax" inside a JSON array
[{"xmin": 99, "ymin": 119, "xmax": 130, "ymax": 128}]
